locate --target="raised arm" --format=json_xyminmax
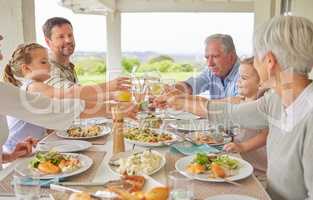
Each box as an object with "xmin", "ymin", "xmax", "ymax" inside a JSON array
[
  {"xmin": 167, "ymin": 94, "xmax": 269, "ymax": 130},
  {"xmin": 28, "ymin": 82, "xmax": 110, "ymax": 101},
  {"xmin": 28, "ymin": 77, "xmax": 131, "ymax": 101},
  {"xmin": 0, "ymin": 82, "xmax": 138, "ymax": 131}
]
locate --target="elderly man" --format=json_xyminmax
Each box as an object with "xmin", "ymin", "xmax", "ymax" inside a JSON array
[{"xmin": 174, "ymin": 34, "xmax": 239, "ymax": 99}]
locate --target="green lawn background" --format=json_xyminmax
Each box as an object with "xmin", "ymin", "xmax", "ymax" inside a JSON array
[{"xmin": 78, "ymin": 72, "xmax": 198, "ymax": 85}]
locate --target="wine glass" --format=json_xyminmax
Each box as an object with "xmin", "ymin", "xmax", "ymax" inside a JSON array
[
  {"xmin": 160, "ymin": 78, "xmax": 176, "ymax": 117},
  {"xmin": 167, "ymin": 170, "xmax": 194, "ymax": 200}
]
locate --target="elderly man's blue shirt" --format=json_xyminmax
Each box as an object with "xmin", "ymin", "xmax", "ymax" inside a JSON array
[{"xmin": 185, "ymin": 60, "xmax": 240, "ymax": 99}]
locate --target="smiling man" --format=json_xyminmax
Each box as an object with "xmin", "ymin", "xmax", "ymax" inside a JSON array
[
  {"xmin": 175, "ymin": 34, "xmax": 239, "ymax": 99},
  {"xmin": 43, "ymin": 17, "xmax": 78, "ymax": 88}
]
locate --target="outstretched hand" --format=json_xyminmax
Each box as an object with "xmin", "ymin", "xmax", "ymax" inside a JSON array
[
  {"xmin": 153, "ymin": 86, "xmax": 184, "ymax": 109},
  {"xmin": 8, "ymin": 137, "xmax": 38, "ymax": 161},
  {"xmin": 107, "ymin": 77, "xmax": 131, "ymax": 91}
]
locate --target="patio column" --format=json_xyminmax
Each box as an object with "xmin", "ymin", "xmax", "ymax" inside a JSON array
[
  {"xmin": 106, "ymin": 11, "xmax": 122, "ymax": 80},
  {"xmin": 254, "ymin": 0, "xmax": 276, "ymax": 30},
  {"xmin": 291, "ymin": 0, "xmax": 313, "ymax": 79},
  {"xmin": 0, "ymin": 0, "xmax": 36, "ymax": 68}
]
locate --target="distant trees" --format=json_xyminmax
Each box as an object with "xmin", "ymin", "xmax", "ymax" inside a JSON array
[
  {"xmin": 121, "ymin": 57, "xmax": 141, "ymax": 73},
  {"xmin": 75, "ymin": 57, "xmax": 106, "ymax": 75},
  {"xmin": 148, "ymin": 55, "xmax": 174, "ymax": 64},
  {"xmin": 74, "ymin": 55, "xmax": 197, "ymax": 76}
]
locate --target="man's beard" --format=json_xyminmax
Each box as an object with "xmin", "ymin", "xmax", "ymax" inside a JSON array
[{"xmin": 61, "ymin": 44, "xmax": 75, "ymax": 57}]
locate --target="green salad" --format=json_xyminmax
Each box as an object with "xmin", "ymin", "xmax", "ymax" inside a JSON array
[
  {"xmin": 193, "ymin": 153, "xmax": 240, "ymax": 171},
  {"xmin": 30, "ymin": 151, "xmax": 65, "ymax": 168}
]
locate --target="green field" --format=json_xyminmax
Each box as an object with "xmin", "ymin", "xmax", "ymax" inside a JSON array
[{"xmin": 78, "ymin": 72, "xmax": 199, "ymax": 85}]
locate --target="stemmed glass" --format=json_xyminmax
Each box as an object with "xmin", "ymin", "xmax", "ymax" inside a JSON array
[{"xmin": 159, "ymin": 78, "xmax": 176, "ymax": 118}]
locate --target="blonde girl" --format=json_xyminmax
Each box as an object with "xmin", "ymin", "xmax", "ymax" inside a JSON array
[
  {"xmin": 223, "ymin": 57, "xmax": 268, "ymax": 174},
  {"xmin": 2, "ymin": 43, "xmax": 130, "ymax": 151}
]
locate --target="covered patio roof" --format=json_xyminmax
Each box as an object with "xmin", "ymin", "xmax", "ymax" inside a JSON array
[
  {"xmin": 60, "ymin": 0, "xmax": 255, "ymax": 14},
  {"xmin": 58, "ymin": 0, "xmax": 274, "ymax": 79},
  {"xmin": 2, "ymin": 0, "xmax": 313, "ymax": 79}
]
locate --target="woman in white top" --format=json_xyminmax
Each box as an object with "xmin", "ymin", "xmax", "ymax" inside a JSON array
[
  {"xmin": 164, "ymin": 16, "xmax": 313, "ymax": 200},
  {"xmin": 0, "ymin": 35, "xmax": 138, "ymax": 163}
]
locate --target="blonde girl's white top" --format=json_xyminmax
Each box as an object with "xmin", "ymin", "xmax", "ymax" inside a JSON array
[{"xmin": 0, "ymin": 82, "xmax": 85, "ymax": 165}]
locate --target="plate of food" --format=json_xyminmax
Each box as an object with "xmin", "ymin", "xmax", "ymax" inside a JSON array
[
  {"xmin": 56, "ymin": 125, "xmax": 111, "ymax": 139},
  {"xmin": 73, "ymin": 117, "xmax": 110, "ymax": 126},
  {"xmin": 69, "ymin": 174, "xmax": 169, "ymax": 200},
  {"xmin": 124, "ymin": 127, "xmax": 178, "ymax": 147},
  {"xmin": 108, "ymin": 150, "xmax": 166, "ymax": 176},
  {"xmin": 175, "ymin": 153, "xmax": 253, "ymax": 182},
  {"xmin": 169, "ymin": 119, "xmax": 211, "ymax": 131},
  {"xmin": 188, "ymin": 131, "xmax": 232, "ymax": 146},
  {"xmin": 15, "ymin": 151, "xmax": 93, "ymax": 179},
  {"xmin": 139, "ymin": 113, "xmax": 163, "ymax": 129},
  {"xmin": 205, "ymin": 194, "xmax": 258, "ymax": 200},
  {"xmin": 36, "ymin": 140, "xmax": 92, "ymax": 153},
  {"xmin": 166, "ymin": 109, "xmax": 201, "ymax": 120}
]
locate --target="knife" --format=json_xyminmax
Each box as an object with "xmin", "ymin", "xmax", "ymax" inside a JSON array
[
  {"xmin": 50, "ymin": 184, "xmax": 116, "ymax": 199},
  {"xmin": 0, "ymin": 193, "xmax": 50, "ymax": 198},
  {"xmin": 59, "ymin": 180, "xmax": 122, "ymax": 186}
]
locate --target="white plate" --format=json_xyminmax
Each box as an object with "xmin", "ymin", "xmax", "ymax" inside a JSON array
[
  {"xmin": 175, "ymin": 155, "xmax": 253, "ymax": 182},
  {"xmin": 73, "ymin": 117, "xmax": 110, "ymax": 125},
  {"xmin": 187, "ymin": 132, "xmax": 232, "ymax": 146},
  {"xmin": 56, "ymin": 126, "xmax": 111, "ymax": 139},
  {"xmin": 167, "ymin": 109, "xmax": 200, "ymax": 120},
  {"xmin": 108, "ymin": 150, "xmax": 166, "ymax": 176},
  {"xmin": 94, "ymin": 174, "xmax": 164, "ymax": 198},
  {"xmin": 36, "ymin": 140, "xmax": 92, "ymax": 153},
  {"xmin": 205, "ymin": 194, "xmax": 258, "ymax": 200},
  {"xmin": 15, "ymin": 153, "xmax": 93, "ymax": 180},
  {"xmin": 169, "ymin": 119, "xmax": 211, "ymax": 131},
  {"xmin": 124, "ymin": 129, "xmax": 178, "ymax": 147}
]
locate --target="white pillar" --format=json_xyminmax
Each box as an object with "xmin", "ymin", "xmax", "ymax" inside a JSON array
[
  {"xmin": 22, "ymin": 0, "xmax": 36, "ymax": 43},
  {"xmin": 106, "ymin": 11, "xmax": 122, "ymax": 80},
  {"xmin": 292, "ymin": 0, "xmax": 313, "ymax": 22},
  {"xmin": 254, "ymin": 0, "xmax": 276, "ymax": 30},
  {"xmin": 291, "ymin": 0, "xmax": 313, "ymax": 79},
  {"xmin": 0, "ymin": 0, "xmax": 36, "ymax": 71}
]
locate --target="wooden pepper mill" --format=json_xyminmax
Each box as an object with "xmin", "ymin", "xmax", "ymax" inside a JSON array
[{"xmin": 111, "ymin": 104, "xmax": 125, "ymax": 154}]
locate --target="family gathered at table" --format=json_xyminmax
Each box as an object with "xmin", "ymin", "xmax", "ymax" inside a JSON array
[{"xmin": 0, "ymin": 14, "xmax": 313, "ymax": 200}]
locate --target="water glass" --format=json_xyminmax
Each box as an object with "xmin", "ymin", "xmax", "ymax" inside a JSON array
[
  {"xmin": 13, "ymin": 174, "xmax": 40, "ymax": 200},
  {"xmin": 167, "ymin": 170, "xmax": 194, "ymax": 200}
]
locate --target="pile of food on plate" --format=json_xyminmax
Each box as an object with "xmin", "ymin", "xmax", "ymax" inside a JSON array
[
  {"xmin": 124, "ymin": 128, "xmax": 172, "ymax": 143},
  {"xmin": 72, "ymin": 174, "xmax": 169, "ymax": 200},
  {"xmin": 67, "ymin": 125, "xmax": 101, "ymax": 137},
  {"xmin": 111, "ymin": 150, "xmax": 162, "ymax": 175},
  {"xmin": 109, "ymin": 186, "xmax": 169, "ymax": 200},
  {"xmin": 186, "ymin": 153, "xmax": 240, "ymax": 178},
  {"xmin": 192, "ymin": 131, "xmax": 224, "ymax": 145},
  {"xmin": 140, "ymin": 113, "xmax": 162, "ymax": 129},
  {"xmin": 30, "ymin": 151, "xmax": 81, "ymax": 174}
]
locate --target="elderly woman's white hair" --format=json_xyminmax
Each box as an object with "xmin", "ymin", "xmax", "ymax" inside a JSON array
[{"xmin": 253, "ymin": 15, "xmax": 313, "ymax": 75}]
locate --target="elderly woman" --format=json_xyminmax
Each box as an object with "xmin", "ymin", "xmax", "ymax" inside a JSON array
[{"xmin": 164, "ymin": 16, "xmax": 313, "ymax": 200}]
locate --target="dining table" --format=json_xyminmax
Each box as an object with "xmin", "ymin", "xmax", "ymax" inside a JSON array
[{"xmin": 0, "ymin": 117, "xmax": 272, "ymax": 200}]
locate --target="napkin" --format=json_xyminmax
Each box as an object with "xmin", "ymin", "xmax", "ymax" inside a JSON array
[
  {"xmin": 11, "ymin": 177, "xmax": 61, "ymax": 188},
  {"xmin": 171, "ymin": 141, "xmax": 221, "ymax": 155}
]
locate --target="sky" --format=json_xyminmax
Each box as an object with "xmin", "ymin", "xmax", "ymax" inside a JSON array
[{"xmin": 35, "ymin": 0, "xmax": 254, "ymax": 56}]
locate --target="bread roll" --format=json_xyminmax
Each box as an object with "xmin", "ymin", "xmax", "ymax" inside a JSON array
[
  {"xmin": 144, "ymin": 187, "xmax": 169, "ymax": 200},
  {"xmin": 68, "ymin": 192, "xmax": 91, "ymax": 200}
]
